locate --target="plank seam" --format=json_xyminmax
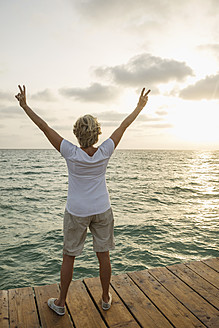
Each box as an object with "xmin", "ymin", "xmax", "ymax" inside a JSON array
[
  {"xmin": 33, "ymin": 286, "xmax": 42, "ymax": 328},
  {"xmin": 3, "ymin": 290, "xmax": 9, "ymax": 328},
  {"xmin": 63, "ymin": 302, "xmax": 77, "ymax": 328},
  {"xmin": 82, "ymin": 279, "xmax": 109, "ymax": 328},
  {"xmin": 127, "ymin": 273, "xmax": 176, "ymax": 328},
  {"xmin": 109, "ymin": 280, "xmax": 147, "ymax": 328},
  {"xmin": 185, "ymin": 263, "xmax": 219, "ymax": 290},
  {"xmin": 58, "ymin": 282, "xmax": 76, "ymax": 328},
  {"xmin": 200, "ymin": 260, "xmax": 219, "ymax": 273},
  {"xmin": 167, "ymin": 266, "xmax": 219, "ymax": 311},
  {"xmin": 148, "ymin": 269, "xmax": 209, "ymax": 328},
  {"xmin": 8, "ymin": 290, "xmax": 11, "ymax": 328},
  {"xmin": 7, "ymin": 290, "xmax": 9, "ymax": 328}
]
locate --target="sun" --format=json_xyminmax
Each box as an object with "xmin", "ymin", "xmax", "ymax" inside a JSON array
[{"xmin": 171, "ymin": 99, "xmax": 219, "ymax": 148}]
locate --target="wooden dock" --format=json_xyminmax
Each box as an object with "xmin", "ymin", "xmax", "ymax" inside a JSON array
[{"xmin": 0, "ymin": 257, "xmax": 219, "ymax": 327}]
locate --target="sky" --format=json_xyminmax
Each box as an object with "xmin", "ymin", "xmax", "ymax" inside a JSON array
[{"xmin": 0, "ymin": 0, "xmax": 219, "ymax": 149}]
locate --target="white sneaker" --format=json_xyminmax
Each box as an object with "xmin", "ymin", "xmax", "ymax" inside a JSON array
[
  {"xmin": 102, "ymin": 292, "xmax": 112, "ymax": 310},
  {"xmin": 47, "ymin": 298, "xmax": 65, "ymax": 315}
]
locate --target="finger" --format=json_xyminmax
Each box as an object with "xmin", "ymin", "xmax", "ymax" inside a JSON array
[
  {"xmin": 145, "ymin": 89, "xmax": 151, "ymax": 96},
  {"xmin": 18, "ymin": 85, "xmax": 23, "ymax": 93},
  {"xmin": 23, "ymin": 85, "xmax": 26, "ymax": 94},
  {"xmin": 140, "ymin": 87, "xmax": 145, "ymax": 97}
]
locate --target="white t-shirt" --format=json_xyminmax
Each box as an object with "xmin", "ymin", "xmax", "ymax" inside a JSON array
[{"xmin": 60, "ymin": 138, "xmax": 115, "ymax": 217}]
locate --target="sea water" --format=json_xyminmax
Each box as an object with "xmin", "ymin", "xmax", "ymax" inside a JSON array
[{"xmin": 0, "ymin": 149, "xmax": 218, "ymax": 290}]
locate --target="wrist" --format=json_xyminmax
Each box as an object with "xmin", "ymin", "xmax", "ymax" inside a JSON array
[
  {"xmin": 136, "ymin": 105, "xmax": 143, "ymax": 111},
  {"xmin": 21, "ymin": 103, "xmax": 29, "ymax": 110}
]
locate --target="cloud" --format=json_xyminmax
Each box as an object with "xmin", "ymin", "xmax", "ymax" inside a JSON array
[
  {"xmin": 156, "ymin": 110, "xmax": 168, "ymax": 116},
  {"xmin": 74, "ymin": 0, "xmax": 189, "ymax": 27},
  {"xmin": 179, "ymin": 73, "xmax": 219, "ymax": 100},
  {"xmin": 0, "ymin": 106, "xmax": 23, "ymax": 117},
  {"xmin": 91, "ymin": 110, "xmax": 163, "ymax": 127},
  {"xmin": 94, "ymin": 53, "xmax": 193, "ymax": 89},
  {"xmin": 0, "ymin": 104, "xmax": 55, "ymax": 120},
  {"xmin": 100, "ymin": 121, "xmax": 119, "ymax": 127},
  {"xmin": 31, "ymin": 89, "xmax": 56, "ymax": 102},
  {"xmin": 73, "ymin": 0, "xmax": 218, "ymax": 44},
  {"xmin": 137, "ymin": 115, "xmax": 162, "ymax": 122},
  {"xmin": 52, "ymin": 124, "xmax": 69, "ymax": 130},
  {"xmin": 143, "ymin": 123, "xmax": 173, "ymax": 129},
  {"xmin": 91, "ymin": 110, "xmax": 125, "ymax": 121},
  {"xmin": 197, "ymin": 43, "xmax": 219, "ymax": 60},
  {"xmin": 0, "ymin": 91, "xmax": 13, "ymax": 102},
  {"xmin": 59, "ymin": 83, "xmax": 120, "ymax": 103}
]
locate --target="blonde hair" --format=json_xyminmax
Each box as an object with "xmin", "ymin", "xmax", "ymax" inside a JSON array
[{"xmin": 73, "ymin": 114, "xmax": 102, "ymax": 148}]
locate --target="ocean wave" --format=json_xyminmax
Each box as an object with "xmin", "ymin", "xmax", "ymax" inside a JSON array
[
  {"xmin": 147, "ymin": 197, "xmax": 176, "ymax": 205},
  {"xmin": 0, "ymin": 186, "xmax": 32, "ymax": 191},
  {"xmin": 171, "ymin": 186, "xmax": 198, "ymax": 193}
]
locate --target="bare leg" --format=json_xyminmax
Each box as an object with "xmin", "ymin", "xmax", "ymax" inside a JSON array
[
  {"xmin": 55, "ymin": 253, "xmax": 75, "ymax": 307},
  {"xmin": 96, "ymin": 251, "xmax": 111, "ymax": 303}
]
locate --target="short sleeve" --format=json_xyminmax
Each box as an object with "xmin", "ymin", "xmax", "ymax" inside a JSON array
[
  {"xmin": 100, "ymin": 138, "xmax": 115, "ymax": 158},
  {"xmin": 60, "ymin": 139, "xmax": 76, "ymax": 159}
]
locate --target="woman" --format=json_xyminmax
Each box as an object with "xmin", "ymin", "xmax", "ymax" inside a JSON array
[{"xmin": 15, "ymin": 85, "xmax": 150, "ymax": 315}]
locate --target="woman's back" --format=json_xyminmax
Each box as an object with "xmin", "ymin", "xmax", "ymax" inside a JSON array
[{"xmin": 60, "ymin": 138, "xmax": 115, "ymax": 217}]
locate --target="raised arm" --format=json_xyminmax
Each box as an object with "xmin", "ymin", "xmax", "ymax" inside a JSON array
[
  {"xmin": 15, "ymin": 85, "xmax": 63, "ymax": 152},
  {"xmin": 110, "ymin": 88, "xmax": 150, "ymax": 148}
]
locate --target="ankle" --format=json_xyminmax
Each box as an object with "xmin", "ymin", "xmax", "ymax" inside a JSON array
[
  {"xmin": 54, "ymin": 298, "xmax": 65, "ymax": 307},
  {"xmin": 102, "ymin": 293, "xmax": 109, "ymax": 303}
]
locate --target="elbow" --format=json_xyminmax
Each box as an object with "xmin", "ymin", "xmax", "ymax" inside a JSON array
[{"xmin": 120, "ymin": 122, "xmax": 128, "ymax": 130}]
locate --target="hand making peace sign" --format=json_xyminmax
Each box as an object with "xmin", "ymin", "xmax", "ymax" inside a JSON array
[
  {"xmin": 15, "ymin": 85, "xmax": 27, "ymax": 108},
  {"xmin": 137, "ymin": 88, "xmax": 151, "ymax": 110}
]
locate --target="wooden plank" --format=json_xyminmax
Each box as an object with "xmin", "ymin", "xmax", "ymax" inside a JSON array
[
  {"xmin": 111, "ymin": 273, "xmax": 172, "ymax": 328},
  {"xmin": 168, "ymin": 263, "xmax": 219, "ymax": 309},
  {"xmin": 0, "ymin": 290, "xmax": 9, "ymax": 328},
  {"xmin": 34, "ymin": 283, "xmax": 73, "ymax": 328},
  {"xmin": 129, "ymin": 270, "xmax": 205, "ymax": 328},
  {"xmin": 149, "ymin": 266, "xmax": 219, "ymax": 328},
  {"xmin": 8, "ymin": 286, "xmax": 39, "ymax": 328},
  {"xmin": 201, "ymin": 257, "xmax": 219, "ymax": 272},
  {"xmin": 185, "ymin": 260, "xmax": 219, "ymax": 288},
  {"xmin": 66, "ymin": 279, "xmax": 106, "ymax": 328},
  {"xmin": 84, "ymin": 276, "xmax": 140, "ymax": 328},
  {"xmin": 111, "ymin": 273, "xmax": 173, "ymax": 328}
]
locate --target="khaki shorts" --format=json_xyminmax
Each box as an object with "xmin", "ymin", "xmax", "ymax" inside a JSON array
[{"xmin": 63, "ymin": 207, "xmax": 115, "ymax": 256}]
